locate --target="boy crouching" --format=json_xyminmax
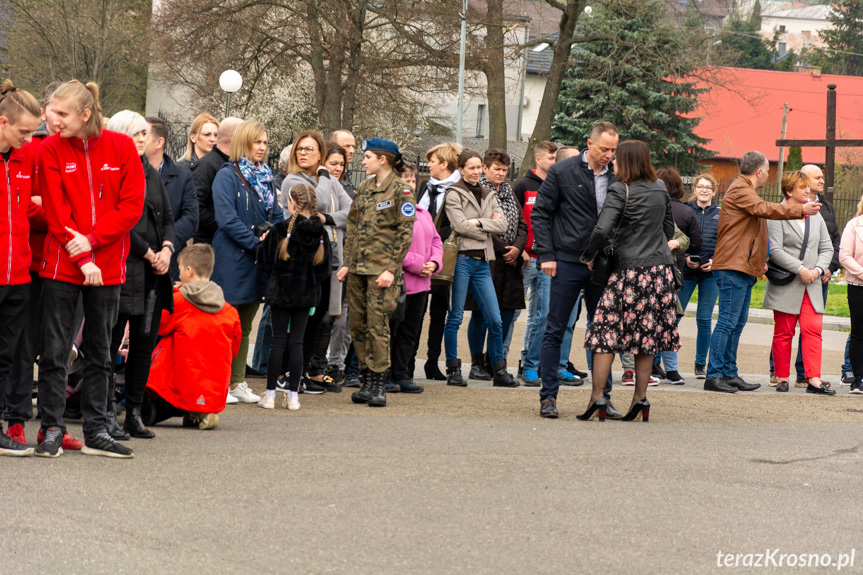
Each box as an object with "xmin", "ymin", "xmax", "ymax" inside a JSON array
[{"xmin": 144, "ymin": 244, "xmax": 241, "ymax": 429}]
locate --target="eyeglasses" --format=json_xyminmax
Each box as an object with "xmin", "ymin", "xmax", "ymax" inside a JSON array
[
  {"xmin": 296, "ymin": 146, "xmax": 318, "ymax": 155},
  {"xmin": 694, "ymin": 185, "xmax": 714, "ymax": 191}
]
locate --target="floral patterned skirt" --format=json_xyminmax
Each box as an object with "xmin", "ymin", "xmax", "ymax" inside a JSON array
[{"xmin": 585, "ymin": 265, "xmax": 681, "ymax": 355}]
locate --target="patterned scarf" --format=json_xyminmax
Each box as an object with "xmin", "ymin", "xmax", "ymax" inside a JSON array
[
  {"xmin": 480, "ymin": 175, "xmax": 519, "ymax": 245},
  {"xmin": 237, "ymin": 157, "xmax": 274, "ymax": 212}
]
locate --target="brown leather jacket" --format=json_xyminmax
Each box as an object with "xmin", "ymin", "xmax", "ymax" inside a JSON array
[{"xmin": 712, "ymin": 174, "xmax": 804, "ymax": 278}]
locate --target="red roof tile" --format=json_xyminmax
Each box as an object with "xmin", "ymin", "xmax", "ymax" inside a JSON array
[{"xmin": 692, "ymin": 67, "xmax": 863, "ymax": 164}]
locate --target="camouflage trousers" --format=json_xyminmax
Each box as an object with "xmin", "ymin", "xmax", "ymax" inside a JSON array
[{"xmin": 347, "ymin": 272, "xmax": 401, "ymax": 373}]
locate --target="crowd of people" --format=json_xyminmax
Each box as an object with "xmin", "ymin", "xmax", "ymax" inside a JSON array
[{"xmin": 0, "ymin": 78, "xmax": 862, "ymax": 460}]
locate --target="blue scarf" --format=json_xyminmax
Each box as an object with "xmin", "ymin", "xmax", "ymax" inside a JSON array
[{"xmin": 237, "ymin": 157, "xmax": 274, "ymax": 212}]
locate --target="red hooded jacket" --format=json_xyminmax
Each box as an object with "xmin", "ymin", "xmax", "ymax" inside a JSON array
[
  {"xmin": 0, "ymin": 143, "xmax": 36, "ymax": 285},
  {"xmin": 146, "ymin": 285, "xmax": 241, "ymax": 413},
  {"xmin": 37, "ymin": 130, "xmax": 145, "ymax": 285}
]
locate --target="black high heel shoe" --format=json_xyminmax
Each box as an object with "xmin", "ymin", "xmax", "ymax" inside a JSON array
[
  {"xmin": 622, "ymin": 397, "xmax": 650, "ymax": 422},
  {"xmin": 576, "ymin": 397, "xmax": 608, "ymax": 421}
]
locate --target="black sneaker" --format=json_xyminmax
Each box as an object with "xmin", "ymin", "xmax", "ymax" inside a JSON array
[
  {"xmin": 276, "ymin": 375, "xmax": 289, "ymax": 393},
  {"xmin": 540, "ymin": 398, "xmax": 558, "ymax": 418},
  {"xmin": 300, "ymin": 377, "xmax": 326, "ymax": 395},
  {"xmin": 81, "ymin": 433, "xmax": 135, "ymax": 459},
  {"xmin": 694, "ymin": 365, "xmax": 706, "ymax": 379},
  {"xmin": 850, "ymin": 380, "xmax": 863, "ymax": 395},
  {"xmin": 326, "ymin": 365, "xmax": 346, "ymax": 385},
  {"xmin": 651, "ymin": 363, "xmax": 667, "ymax": 381},
  {"xmin": 0, "ymin": 431, "xmax": 34, "ymax": 457},
  {"xmin": 841, "ymin": 371, "xmax": 855, "ymax": 385},
  {"xmin": 318, "ymin": 375, "xmax": 342, "ymax": 393},
  {"xmin": 34, "ymin": 426, "xmax": 64, "ymax": 458},
  {"xmin": 567, "ymin": 362, "xmax": 589, "ymax": 379},
  {"xmin": 664, "ymin": 370, "xmax": 685, "ymax": 385}
]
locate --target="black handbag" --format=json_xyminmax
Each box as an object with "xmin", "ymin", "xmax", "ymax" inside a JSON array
[
  {"xmin": 390, "ymin": 283, "xmax": 407, "ymax": 322},
  {"xmin": 765, "ymin": 217, "xmax": 809, "ymax": 286},
  {"xmin": 590, "ymin": 184, "xmax": 629, "ymax": 287}
]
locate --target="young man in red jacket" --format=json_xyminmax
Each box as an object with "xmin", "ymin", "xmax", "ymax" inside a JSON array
[
  {"xmin": 34, "ymin": 80, "xmax": 145, "ymax": 459},
  {"xmin": 0, "ymin": 81, "xmax": 42, "ymax": 457}
]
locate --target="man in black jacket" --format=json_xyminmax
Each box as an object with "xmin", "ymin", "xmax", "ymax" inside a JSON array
[
  {"xmin": 192, "ymin": 116, "xmax": 242, "ymax": 245},
  {"xmin": 531, "ymin": 122, "xmax": 618, "ymax": 418},
  {"xmin": 145, "ymin": 117, "xmax": 199, "ymax": 277}
]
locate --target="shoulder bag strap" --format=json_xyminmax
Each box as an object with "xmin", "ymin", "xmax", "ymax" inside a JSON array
[{"xmin": 798, "ymin": 216, "xmax": 810, "ymax": 261}]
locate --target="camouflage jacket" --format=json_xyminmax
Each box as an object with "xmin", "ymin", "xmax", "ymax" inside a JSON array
[{"xmin": 343, "ymin": 171, "xmax": 416, "ymax": 276}]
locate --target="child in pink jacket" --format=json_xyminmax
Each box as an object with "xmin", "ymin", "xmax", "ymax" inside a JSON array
[{"xmin": 389, "ymin": 203, "xmax": 442, "ymax": 393}]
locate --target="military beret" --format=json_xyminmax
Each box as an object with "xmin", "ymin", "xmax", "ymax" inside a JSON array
[{"xmin": 362, "ymin": 137, "xmax": 401, "ymax": 157}]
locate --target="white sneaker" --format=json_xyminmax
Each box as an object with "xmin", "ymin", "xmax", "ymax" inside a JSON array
[
  {"xmin": 225, "ymin": 391, "xmax": 239, "ymax": 404},
  {"xmin": 229, "ymin": 382, "xmax": 261, "ymax": 403},
  {"xmin": 258, "ymin": 396, "xmax": 274, "ymax": 409},
  {"xmin": 287, "ymin": 398, "xmax": 301, "ymax": 411}
]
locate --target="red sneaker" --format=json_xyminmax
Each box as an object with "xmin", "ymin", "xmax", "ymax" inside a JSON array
[
  {"xmin": 37, "ymin": 428, "xmax": 83, "ymax": 451},
  {"xmin": 7, "ymin": 423, "xmax": 26, "ymax": 444}
]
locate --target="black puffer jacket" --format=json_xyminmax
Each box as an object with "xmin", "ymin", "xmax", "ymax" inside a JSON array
[
  {"xmin": 256, "ymin": 214, "xmax": 331, "ymax": 309},
  {"xmin": 817, "ymin": 193, "xmax": 841, "ymax": 273},
  {"xmin": 531, "ymin": 151, "xmax": 616, "ymax": 264},
  {"xmin": 584, "ymin": 179, "xmax": 674, "ymax": 269},
  {"xmin": 120, "ymin": 156, "xmax": 175, "ymax": 316},
  {"xmin": 685, "ymin": 200, "xmax": 720, "ymax": 278},
  {"xmin": 192, "ymin": 146, "xmax": 229, "ymax": 244},
  {"xmin": 671, "ymin": 197, "xmax": 702, "ymax": 272}
]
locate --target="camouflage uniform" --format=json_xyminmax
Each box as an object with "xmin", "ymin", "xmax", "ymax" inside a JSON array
[{"xmin": 343, "ymin": 171, "xmax": 416, "ymax": 372}]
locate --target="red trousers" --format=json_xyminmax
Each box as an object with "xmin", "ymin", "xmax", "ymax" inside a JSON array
[{"xmin": 772, "ymin": 291, "xmax": 823, "ymax": 379}]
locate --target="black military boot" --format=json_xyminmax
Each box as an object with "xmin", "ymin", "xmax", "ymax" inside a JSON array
[
  {"xmin": 368, "ymin": 371, "xmax": 387, "ymax": 407},
  {"xmin": 468, "ymin": 353, "xmax": 492, "ymax": 381},
  {"xmin": 492, "ymin": 360, "xmax": 519, "ymax": 388},
  {"xmin": 123, "ymin": 405, "xmax": 155, "ymax": 439},
  {"xmin": 446, "ymin": 359, "xmax": 467, "ymax": 387},
  {"xmin": 351, "ymin": 369, "xmax": 373, "ymax": 404},
  {"xmin": 106, "ymin": 375, "xmax": 130, "ymax": 441}
]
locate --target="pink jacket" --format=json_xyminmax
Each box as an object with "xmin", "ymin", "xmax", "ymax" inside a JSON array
[
  {"xmin": 402, "ymin": 206, "xmax": 443, "ymax": 294},
  {"xmin": 840, "ymin": 215, "xmax": 863, "ymax": 285}
]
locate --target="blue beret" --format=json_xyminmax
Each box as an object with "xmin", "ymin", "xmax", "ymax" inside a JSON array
[{"xmin": 362, "ymin": 137, "xmax": 400, "ymax": 157}]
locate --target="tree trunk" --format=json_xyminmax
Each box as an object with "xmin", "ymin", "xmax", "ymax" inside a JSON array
[
  {"xmin": 518, "ymin": 0, "xmax": 585, "ymax": 177},
  {"xmin": 341, "ymin": 0, "xmax": 368, "ymax": 132},
  {"xmin": 484, "ymin": 0, "xmax": 508, "ymax": 150}
]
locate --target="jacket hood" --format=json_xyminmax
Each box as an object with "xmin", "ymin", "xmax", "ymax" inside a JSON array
[
  {"xmin": 291, "ymin": 214, "xmax": 325, "ymax": 252},
  {"xmin": 180, "ymin": 280, "xmax": 226, "ymax": 313},
  {"xmin": 282, "ymin": 171, "xmax": 317, "ymax": 188},
  {"xmin": 447, "ymin": 178, "xmax": 493, "ymax": 201},
  {"xmin": 526, "ymin": 170, "xmax": 543, "ymax": 184},
  {"xmin": 34, "ymin": 122, "xmax": 50, "ymax": 138}
]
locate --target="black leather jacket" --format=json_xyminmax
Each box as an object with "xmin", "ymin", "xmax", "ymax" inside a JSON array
[{"xmin": 583, "ymin": 179, "xmax": 675, "ymax": 269}]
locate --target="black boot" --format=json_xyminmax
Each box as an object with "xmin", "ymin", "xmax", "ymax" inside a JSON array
[
  {"xmin": 351, "ymin": 369, "xmax": 373, "ymax": 404},
  {"xmin": 424, "ymin": 359, "xmax": 447, "ymax": 381},
  {"xmin": 106, "ymin": 376, "xmax": 130, "ymax": 441},
  {"xmin": 368, "ymin": 371, "xmax": 387, "ymax": 407},
  {"xmin": 123, "ymin": 405, "xmax": 155, "ymax": 439},
  {"xmin": 468, "ymin": 353, "xmax": 492, "ymax": 381},
  {"xmin": 492, "ymin": 360, "xmax": 519, "ymax": 388},
  {"xmin": 446, "ymin": 359, "xmax": 467, "ymax": 387}
]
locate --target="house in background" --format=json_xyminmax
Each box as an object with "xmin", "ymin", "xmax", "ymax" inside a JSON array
[{"xmin": 760, "ymin": 4, "xmax": 832, "ymax": 55}]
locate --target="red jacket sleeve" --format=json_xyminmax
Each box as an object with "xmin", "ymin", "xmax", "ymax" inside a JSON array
[{"xmin": 85, "ymin": 136, "xmax": 145, "ymax": 250}]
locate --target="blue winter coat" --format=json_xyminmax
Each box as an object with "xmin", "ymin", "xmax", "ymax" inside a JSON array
[
  {"xmin": 159, "ymin": 153, "xmax": 199, "ymax": 277},
  {"xmin": 211, "ymin": 162, "xmax": 285, "ymax": 306}
]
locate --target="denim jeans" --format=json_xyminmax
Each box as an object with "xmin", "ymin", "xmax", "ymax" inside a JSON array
[
  {"xmin": 251, "ymin": 304, "xmax": 273, "ymax": 373},
  {"xmin": 559, "ymin": 291, "xmax": 581, "ymax": 371},
  {"xmin": 520, "ymin": 257, "xmax": 549, "ymax": 371},
  {"xmin": 38, "ymin": 280, "xmax": 120, "ymax": 438},
  {"xmin": 540, "ymin": 261, "xmax": 604, "ymax": 400},
  {"xmin": 468, "ymin": 308, "xmax": 516, "ymax": 361},
  {"xmin": 706, "ymin": 270, "xmax": 756, "ymax": 379},
  {"xmin": 842, "ymin": 333, "xmax": 852, "ymax": 374},
  {"xmin": 445, "ymin": 255, "xmax": 504, "ymax": 364},
  {"xmin": 503, "ymin": 309, "xmax": 519, "ymax": 359},
  {"xmin": 768, "ymin": 281, "xmax": 829, "ymax": 378},
  {"xmin": 678, "ymin": 275, "xmax": 719, "ymax": 367}
]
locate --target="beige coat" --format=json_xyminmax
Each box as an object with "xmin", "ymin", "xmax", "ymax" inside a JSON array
[
  {"xmin": 444, "ymin": 181, "xmax": 506, "ymax": 261},
  {"xmin": 763, "ymin": 213, "xmax": 833, "ymax": 314}
]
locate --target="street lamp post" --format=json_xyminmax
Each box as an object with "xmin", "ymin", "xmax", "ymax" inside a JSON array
[{"xmin": 219, "ymin": 70, "xmax": 243, "ymax": 118}]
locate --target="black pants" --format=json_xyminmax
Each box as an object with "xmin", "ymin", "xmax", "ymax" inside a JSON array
[
  {"xmin": 38, "ymin": 281, "xmax": 120, "ymax": 438},
  {"xmin": 303, "ymin": 279, "xmax": 331, "ymax": 377},
  {"xmin": 849, "ymin": 285, "xmax": 863, "ymax": 378},
  {"xmin": 390, "ymin": 291, "xmax": 429, "ymax": 381},
  {"xmin": 268, "ymin": 306, "xmax": 310, "ymax": 392},
  {"xmin": 423, "ymin": 284, "xmax": 448, "ymax": 361},
  {"xmin": 2, "ymin": 280, "xmax": 36, "ymax": 423},
  {"xmin": 143, "ymin": 392, "xmax": 187, "ymax": 426},
  {"xmin": 110, "ymin": 278, "xmax": 168, "ymax": 408}
]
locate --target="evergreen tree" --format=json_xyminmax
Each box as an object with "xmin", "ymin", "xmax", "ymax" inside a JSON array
[
  {"xmin": 552, "ymin": 0, "xmax": 713, "ymax": 173},
  {"xmin": 786, "ymin": 147, "xmax": 803, "ymax": 171},
  {"xmin": 820, "ymin": 0, "xmax": 863, "ymax": 75},
  {"xmin": 717, "ymin": 3, "xmax": 777, "ymax": 70}
]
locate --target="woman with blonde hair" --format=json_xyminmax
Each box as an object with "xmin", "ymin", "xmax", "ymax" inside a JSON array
[
  {"xmin": 211, "ymin": 120, "xmax": 284, "ymax": 404},
  {"xmin": 255, "ymin": 182, "xmax": 330, "ymax": 410},
  {"xmin": 176, "ymin": 112, "xmax": 217, "ymax": 169}
]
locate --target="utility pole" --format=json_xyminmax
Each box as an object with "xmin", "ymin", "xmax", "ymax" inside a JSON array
[
  {"xmin": 515, "ymin": 20, "xmax": 529, "ymax": 142},
  {"xmin": 456, "ymin": 0, "xmax": 468, "ymax": 145},
  {"xmin": 826, "ymin": 84, "xmax": 837, "ymax": 202},
  {"xmin": 776, "ymin": 103, "xmax": 789, "ymax": 192}
]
